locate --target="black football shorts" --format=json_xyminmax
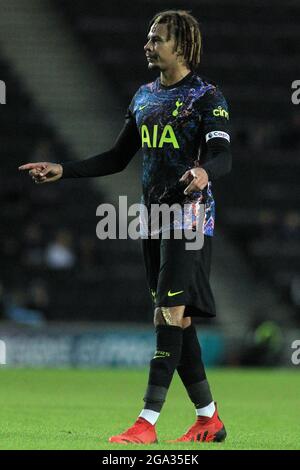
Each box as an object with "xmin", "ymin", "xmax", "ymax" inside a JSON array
[{"xmin": 142, "ymin": 231, "xmax": 216, "ymax": 318}]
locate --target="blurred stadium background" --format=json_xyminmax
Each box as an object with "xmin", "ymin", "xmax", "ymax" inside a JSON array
[{"xmin": 0, "ymin": 0, "xmax": 299, "ymax": 370}]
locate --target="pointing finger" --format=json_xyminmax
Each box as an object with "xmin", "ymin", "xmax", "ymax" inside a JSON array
[{"xmin": 19, "ymin": 163, "xmax": 47, "ymax": 171}]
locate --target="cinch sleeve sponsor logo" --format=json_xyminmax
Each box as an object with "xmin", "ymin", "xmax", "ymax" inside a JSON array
[
  {"xmin": 213, "ymin": 106, "xmax": 229, "ymax": 119},
  {"xmin": 205, "ymin": 131, "xmax": 230, "ymax": 142}
]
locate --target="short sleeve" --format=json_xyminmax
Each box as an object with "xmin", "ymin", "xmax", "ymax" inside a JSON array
[{"xmin": 198, "ymin": 88, "xmax": 231, "ymax": 144}]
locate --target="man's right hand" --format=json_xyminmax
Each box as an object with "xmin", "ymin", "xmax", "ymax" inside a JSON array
[{"xmin": 18, "ymin": 162, "xmax": 63, "ymax": 184}]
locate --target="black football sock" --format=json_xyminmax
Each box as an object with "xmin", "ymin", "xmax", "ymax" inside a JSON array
[
  {"xmin": 177, "ymin": 323, "xmax": 213, "ymax": 408},
  {"xmin": 143, "ymin": 325, "xmax": 183, "ymax": 413}
]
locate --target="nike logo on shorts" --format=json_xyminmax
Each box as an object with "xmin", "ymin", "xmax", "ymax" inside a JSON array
[{"xmin": 168, "ymin": 290, "xmax": 184, "ymax": 297}]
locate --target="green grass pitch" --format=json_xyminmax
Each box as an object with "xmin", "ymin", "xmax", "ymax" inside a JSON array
[{"xmin": 0, "ymin": 368, "xmax": 299, "ymax": 450}]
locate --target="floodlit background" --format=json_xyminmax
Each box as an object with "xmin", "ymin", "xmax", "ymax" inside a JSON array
[
  {"xmin": 0, "ymin": 0, "xmax": 299, "ymax": 369},
  {"xmin": 1, "ymin": 0, "xmax": 300, "ymax": 452}
]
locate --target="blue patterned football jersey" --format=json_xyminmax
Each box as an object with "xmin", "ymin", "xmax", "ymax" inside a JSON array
[{"xmin": 128, "ymin": 72, "xmax": 230, "ymax": 237}]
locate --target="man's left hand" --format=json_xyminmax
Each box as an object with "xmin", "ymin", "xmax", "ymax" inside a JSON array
[{"xmin": 180, "ymin": 167, "xmax": 209, "ymax": 194}]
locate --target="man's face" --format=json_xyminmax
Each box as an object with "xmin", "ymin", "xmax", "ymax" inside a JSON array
[{"xmin": 144, "ymin": 22, "xmax": 179, "ymax": 71}]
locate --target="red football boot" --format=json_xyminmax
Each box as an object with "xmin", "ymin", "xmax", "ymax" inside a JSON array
[
  {"xmin": 109, "ymin": 417, "xmax": 158, "ymax": 444},
  {"xmin": 169, "ymin": 405, "xmax": 226, "ymax": 443}
]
